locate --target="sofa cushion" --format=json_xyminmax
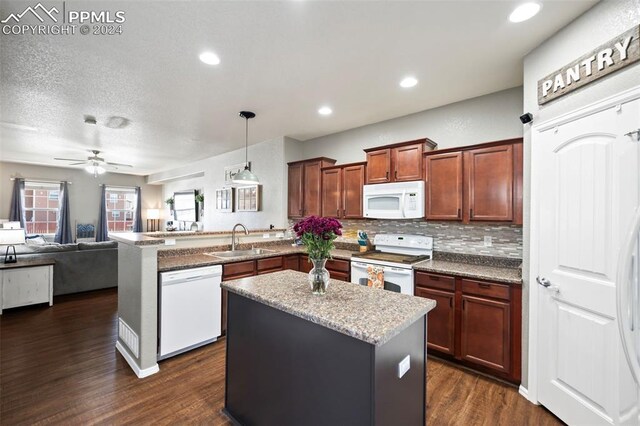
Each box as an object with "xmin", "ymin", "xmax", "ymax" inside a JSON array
[
  {"xmin": 27, "ymin": 244, "xmax": 78, "ymax": 253},
  {"xmin": 77, "ymin": 241, "xmax": 118, "ymax": 250}
]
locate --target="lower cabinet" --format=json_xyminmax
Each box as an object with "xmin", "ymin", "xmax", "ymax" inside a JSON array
[
  {"xmin": 414, "ymin": 271, "xmax": 521, "ymax": 383},
  {"xmin": 222, "ymin": 254, "xmax": 351, "ymax": 335}
]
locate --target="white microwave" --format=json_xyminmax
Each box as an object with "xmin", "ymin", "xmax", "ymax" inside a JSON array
[{"xmin": 363, "ymin": 181, "xmax": 425, "ymax": 219}]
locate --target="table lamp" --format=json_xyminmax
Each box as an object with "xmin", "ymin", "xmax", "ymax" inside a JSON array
[
  {"xmin": 147, "ymin": 209, "xmax": 160, "ymax": 232},
  {"xmin": 0, "ymin": 228, "xmax": 26, "ymax": 264}
]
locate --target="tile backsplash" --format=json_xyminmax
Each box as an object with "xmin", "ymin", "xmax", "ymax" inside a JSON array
[{"xmin": 288, "ymin": 218, "xmax": 522, "ymax": 259}]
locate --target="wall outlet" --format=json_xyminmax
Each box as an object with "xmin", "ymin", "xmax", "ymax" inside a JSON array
[
  {"xmin": 398, "ymin": 355, "xmax": 411, "ymax": 379},
  {"xmin": 484, "ymin": 236, "xmax": 492, "ymax": 247}
]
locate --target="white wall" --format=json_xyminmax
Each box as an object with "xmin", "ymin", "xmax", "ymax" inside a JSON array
[
  {"xmin": 0, "ymin": 161, "xmax": 162, "ymax": 233},
  {"xmin": 299, "ymin": 87, "xmax": 524, "ymax": 162},
  {"xmin": 148, "ymin": 137, "xmax": 290, "ymax": 231},
  {"xmin": 521, "ymin": 0, "xmax": 640, "ymax": 390}
]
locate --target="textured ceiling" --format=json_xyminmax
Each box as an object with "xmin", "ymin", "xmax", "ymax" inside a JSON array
[{"xmin": 0, "ymin": 0, "xmax": 597, "ymax": 175}]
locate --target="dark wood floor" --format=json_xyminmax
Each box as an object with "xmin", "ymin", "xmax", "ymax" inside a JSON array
[{"xmin": 0, "ymin": 289, "xmax": 562, "ymax": 425}]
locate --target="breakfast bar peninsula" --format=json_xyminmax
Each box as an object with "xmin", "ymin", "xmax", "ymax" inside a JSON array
[{"xmin": 221, "ymin": 270, "xmax": 436, "ymax": 426}]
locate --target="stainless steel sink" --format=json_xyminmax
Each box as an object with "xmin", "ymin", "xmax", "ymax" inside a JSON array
[{"xmin": 205, "ymin": 248, "xmax": 275, "ymax": 258}]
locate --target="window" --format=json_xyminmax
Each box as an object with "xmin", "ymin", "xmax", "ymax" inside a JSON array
[
  {"xmin": 24, "ymin": 182, "xmax": 60, "ymax": 234},
  {"xmin": 105, "ymin": 187, "xmax": 137, "ymax": 232}
]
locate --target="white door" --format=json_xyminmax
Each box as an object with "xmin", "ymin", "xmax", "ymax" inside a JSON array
[{"xmin": 534, "ymin": 96, "xmax": 640, "ymax": 425}]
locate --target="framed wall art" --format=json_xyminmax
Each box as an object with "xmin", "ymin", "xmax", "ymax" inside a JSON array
[{"xmin": 215, "ymin": 187, "xmax": 234, "ymax": 213}]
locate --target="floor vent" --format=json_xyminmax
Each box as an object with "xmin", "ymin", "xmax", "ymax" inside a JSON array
[{"xmin": 118, "ymin": 318, "xmax": 139, "ymax": 358}]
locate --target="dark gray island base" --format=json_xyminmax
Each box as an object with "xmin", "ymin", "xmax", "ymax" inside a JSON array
[{"xmin": 221, "ymin": 270, "xmax": 436, "ymax": 426}]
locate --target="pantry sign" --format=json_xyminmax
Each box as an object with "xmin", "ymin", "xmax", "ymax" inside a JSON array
[{"xmin": 538, "ymin": 25, "xmax": 640, "ymax": 105}]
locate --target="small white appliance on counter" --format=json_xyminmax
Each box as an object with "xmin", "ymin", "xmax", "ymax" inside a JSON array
[
  {"xmin": 363, "ymin": 181, "xmax": 425, "ymax": 219},
  {"xmin": 350, "ymin": 234, "xmax": 433, "ymax": 295},
  {"xmin": 158, "ymin": 265, "xmax": 222, "ymax": 360}
]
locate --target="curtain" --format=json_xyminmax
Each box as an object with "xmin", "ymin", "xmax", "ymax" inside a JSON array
[
  {"xmin": 134, "ymin": 187, "xmax": 143, "ymax": 232},
  {"xmin": 9, "ymin": 179, "xmax": 25, "ymax": 228},
  {"xmin": 96, "ymin": 185, "xmax": 109, "ymax": 242},
  {"xmin": 54, "ymin": 182, "xmax": 72, "ymax": 244}
]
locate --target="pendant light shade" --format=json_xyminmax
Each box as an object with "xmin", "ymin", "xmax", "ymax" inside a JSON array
[{"xmin": 233, "ymin": 111, "xmax": 259, "ymax": 184}]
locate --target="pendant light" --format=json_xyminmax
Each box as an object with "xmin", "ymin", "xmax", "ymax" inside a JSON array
[{"xmin": 232, "ymin": 111, "xmax": 259, "ymax": 184}]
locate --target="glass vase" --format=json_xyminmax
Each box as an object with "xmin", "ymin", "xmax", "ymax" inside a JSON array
[{"xmin": 308, "ymin": 258, "xmax": 330, "ymax": 295}]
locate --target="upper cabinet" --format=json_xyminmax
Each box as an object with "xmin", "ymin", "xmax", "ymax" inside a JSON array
[
  {"xmin": 424, "ymin": 139, "xmax": 523, "ymax": 224},
  {"xmin": 287, "ymin": 157, "xmax": 336, "ymax": 219},
  {"xmin": 465, "ymin": 144, "xmax": 513, "ymax": 222},
  {"xmin": 321, "ymin": 162, "xmax": 366, "ymax": 219},
  {"xmin": 364, "ymin": 139, "xmax": 437, "ymax": 184},
  {"xmin": 425, "ymin": 152, "xmax": 463, "ymax": 220}
]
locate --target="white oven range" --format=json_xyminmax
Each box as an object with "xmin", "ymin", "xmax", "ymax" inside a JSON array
[{"xmin": 350, "ymin": 234, "xmax": 433, "ymax": 295}]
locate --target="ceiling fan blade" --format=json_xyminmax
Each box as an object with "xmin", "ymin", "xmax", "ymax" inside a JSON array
[
  {"xmin": 54, "ymin": 157, "xmax": 86, "ymax": 162},
  {"xmin": 105, "ymin": 162, "xmax": 133, "ymax": 167},
  {"xmin": 70, "ymin": 162, "xmax": 87, "ymax": 165}
]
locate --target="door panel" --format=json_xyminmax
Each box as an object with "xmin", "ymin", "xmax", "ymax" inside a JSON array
[
  {"xmin": 393, "ymin": 144, "xmax": 423, "ymax": 182},
  {"xmin": 303, "ymin": 161, "xmax": 323, "ymax": 216},
  {"xmin": 466, "ymin": 145, "xmax": 513, "ymax": 221},
  {"xmin": 535, "ymin": 97, "xmax": 640, "ymax": 425},
  {"xmin": 460, "ymin": 295, "xmax": 510, "ymax": 373},
  {"xmin": 288, "ymin": 163, "xmax": 303, "ymax": 218},
  {"xmin": 321, "ymin": 168, "xmax": 342, "ymax": 218},
  {"xmin": 425, "ymin": 152, "xmax": 463, "ymax": 220},
  {"xmin": 343, "ymin": 165, "xmax": 365, "ymax": 218},
  {"xmin": 415, "ymin": 287, "xmax": 455, "ymax": 355},
  {"xmin": 366, "ymin": 149, "xmax": 391, "ymax": 184}
]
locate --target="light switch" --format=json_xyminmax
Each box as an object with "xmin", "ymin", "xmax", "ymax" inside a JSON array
[{"xmin": 398, "ymin": 355, "xmax": 410, "ymax": 379}]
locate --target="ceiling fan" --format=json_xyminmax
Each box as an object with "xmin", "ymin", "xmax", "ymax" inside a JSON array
[{"xmin": 54, "ymin": 150, "xmax": 133, "ymax": 177}]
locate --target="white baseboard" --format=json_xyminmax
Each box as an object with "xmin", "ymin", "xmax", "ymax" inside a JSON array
[
  {"xmin": 116, "ymin": 341, "xmax": 159, "ymax": 378},
  {"xmin": 519, "ymin": 385, "xmax": 540, "ymax": 405}
]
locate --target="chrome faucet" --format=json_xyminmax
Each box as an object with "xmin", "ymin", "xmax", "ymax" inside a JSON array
[{"xmin": 231, "ymin": 223, "xmax": 249, "ymax": 251}]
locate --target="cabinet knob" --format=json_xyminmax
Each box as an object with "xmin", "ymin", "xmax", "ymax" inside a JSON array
[
  {"xmin": 457, "ymin": 208, "xmax": 461, "ymax": 219},
  {"xmin": 394, "ymin": 170, "xmax": 398, "ymax": 179},
  {"xmin": 386, "ymin": 171, "xmax": 389, "ymax": 180},
  {"xmin": 470, "ymin": 209, "xmax": 473, "ymax": 219}
]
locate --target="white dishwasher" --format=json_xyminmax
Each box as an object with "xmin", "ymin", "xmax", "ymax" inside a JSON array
[{"xmin": 158, "ymin": 265, "xmax": 222, "ymax": 360}]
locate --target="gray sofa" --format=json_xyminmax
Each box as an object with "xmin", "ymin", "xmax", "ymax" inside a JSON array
[{"xmin": 15, "ymin": 241, "xmax": 118, "ymax": 296}]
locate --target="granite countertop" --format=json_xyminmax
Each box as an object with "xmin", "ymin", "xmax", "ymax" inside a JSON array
[
  {"xmin": 413, "ymin": 258, "xmax": 522, "ymax": 285},
  {"xmin": 222, "ymin": 270, "xmax": 436, "ymax": 346},
  {"xmin": 157, "ymin": 245, "xmax": 354, "ymax": 272}
]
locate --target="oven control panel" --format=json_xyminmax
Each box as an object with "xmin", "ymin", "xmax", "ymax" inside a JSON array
[{"xmin": 373, "ymin": 234, "xmax": 433, "ymax": 250}]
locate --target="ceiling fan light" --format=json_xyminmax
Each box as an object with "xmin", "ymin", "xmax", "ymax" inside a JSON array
[
  {"xmin": 232, "ymin": 167, "xmax": 260, "ymax": 184},
  {"xmin": 85, "ymin": 164, "xmax": 106, "ymax": 175}
]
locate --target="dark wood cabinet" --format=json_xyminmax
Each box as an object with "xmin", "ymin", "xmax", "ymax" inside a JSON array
[
  {"xmin": 256, "ymin": 256, "xmax": 284, "ymax": 275},
  {"xmin": 424, "ymin": 139, "xmax": 523, "ymax": 224},
  {"xmin": 283, "ymin": 254, "xmax": 300, "ymax": 271},
  {"xmin": 465, "ymin": 144, "xmax": 513, "ymax": 222},
  {"xmin": 415, "ymin": 286, "xmax": 455, "ymax": 355},
  {"xmin": 425, "ymin": 152, "xmax": 463, "ymax": 220},
  {"xmin": 414, "ymin": 271, "xmax": 521, "ymax": 383},
  {"xmin": 288, "ymin": 157, "xmax": 336, "ymax": 219},
  {"xmin": 287, "ymin": 163, "xmax": 304, "ymax": 218},
  {"xmin": 365, "ymin": 148, "xmax": 392, "ymax": 183},
  {"xmin": 299, "ymin": 255, "xmax": 350, "ymax": 282},
  {"xmin": 321, "ymin": 162, "xmax": 366, "ymax": 219},
  {"xmin": 364, "ymin": 139, "xmax": 436, "ymax": 184},
  {"xmin": 460, "ymin": 294, "xmax": 511, "ymax": 374}
]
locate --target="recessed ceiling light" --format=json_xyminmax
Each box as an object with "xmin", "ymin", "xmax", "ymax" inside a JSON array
[
  {"xmin": 199, "ymin": 51, "xmax": 220, "ymax": 65},
  {"xmin": 318, "ymin": 106, "xmax": 333, "ymax": 116},
  {"xmin": 509, "ymin": 2, "xmax": 541, "ymax": 23},
  {"xmin": 400, "ymin": 77, "xmax": 418, "ymax": 88}
]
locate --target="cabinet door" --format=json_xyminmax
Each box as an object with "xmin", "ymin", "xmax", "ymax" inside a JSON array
[
  {"xmin": 415, "ymin": 287, "xmax": 455, "ymax": 356},
  {"xmin": 303, "ymin": 161, "xmax": 323, "ymax": 217},
  {"xmin": 460, "ymin": 294, "xmax": 511, "ymax": 374},
  {"xmin": 299, "ymin": 256, "xmax": 313, "ymax": 273},
  {"xmin": 321, "ymin": 168, "xmax": 342, "ymax": 218},
  {"xmin": 342, "ymin": 164, "xmax": 365, "ymax": 219},
  {"xmin": 256, "ymin": 256, "xmax": 284, "ymax": 275},
  {"xmin": 283, "ymin": 255, "xmax": 300, "ymax": 271},
  {"xmin": 393, "ymin": 144, "xmax": 423, "ymax": 182},
  {"xmin": 288, "ymin": 163, "xmax": 304, "ymax": 218},
  {"xmin": 366, "ymin": 148, "xmax": 391, "ymax": 184},
  {"xmin": 2, "ymin": 266, "xmax": 50, "ymax": 308},
  {"xmin": 465, "ymin": 145, "xmax": 513, "ymax": 221},
  {"xmin": 425, "ymin": 152, "xmax": 463, "ymax": 220}
]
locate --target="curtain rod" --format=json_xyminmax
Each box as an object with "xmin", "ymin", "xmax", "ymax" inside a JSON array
[
  {"xmin": 10, "ymin": 177, "xmax": 72, "ymax": 184},
  {"xmin": 99, "ymin": 184, "xmax": 138, "ymax": 189}
]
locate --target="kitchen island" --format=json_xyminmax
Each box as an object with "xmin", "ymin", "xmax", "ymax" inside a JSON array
[{"xmin": 222, "ymin": 270, "xmax": 436, "ymax": 426}]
